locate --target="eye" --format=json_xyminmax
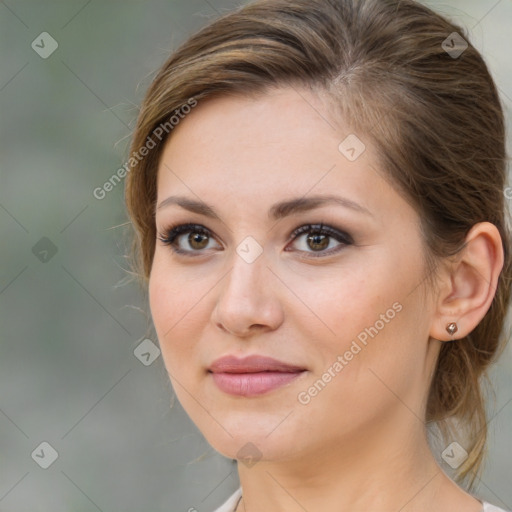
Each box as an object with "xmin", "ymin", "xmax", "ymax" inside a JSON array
[
  {"xmin": 156, "ymin": 222, "xmax": 353, "ymax": 258},
  {"xmin": 285, "ymin": 223, "xmax": 353, "ymax": 258},
  {"xmin": 156, "ymin": 223, "xmax": 221, "ymax": 256}
]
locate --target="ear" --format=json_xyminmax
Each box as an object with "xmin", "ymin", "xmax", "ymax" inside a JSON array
[{"xmin": 429, "ymin": 222, "xmax": 504, "ymax": 342}]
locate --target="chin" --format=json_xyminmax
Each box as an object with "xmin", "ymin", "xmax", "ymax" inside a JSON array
[
  {"xmin": 195, "ymin": 411, "xmax": 297, "ymax": 463},
  {"xmin": 206, "ymin": 430, "xmax": 294, "ymax": 464}
]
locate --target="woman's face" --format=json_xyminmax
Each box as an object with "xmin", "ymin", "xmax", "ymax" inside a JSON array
[{"xmin": 149, "ymin": 86, "xmax": 440, "ymax": 462}]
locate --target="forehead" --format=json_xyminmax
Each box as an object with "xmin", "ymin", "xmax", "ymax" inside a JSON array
[
  {"xmin": 163, "ymin": 88, "xmax": 339, "ymax": 164},
  {"xmin": 155, "ymin": 87, "xmax": 395, "ymax": 220}
]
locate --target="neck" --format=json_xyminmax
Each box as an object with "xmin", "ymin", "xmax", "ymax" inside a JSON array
[{"xmin": 234, "ymin": 411, "xmax": 464, "ymax": 512}]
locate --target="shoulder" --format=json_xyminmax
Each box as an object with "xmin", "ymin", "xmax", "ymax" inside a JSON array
[
  {"xmin": 212, "ymin": 488, "xmax": 242, "ymax": 512},
  {"xmin": 481, "ymin": 501, "xmax": 511, "ymax": 512}
]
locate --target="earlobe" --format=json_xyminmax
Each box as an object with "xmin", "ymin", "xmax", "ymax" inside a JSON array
[{"xmin": 429, "ymin": 222, "xmax": 504, "ymax": 343}]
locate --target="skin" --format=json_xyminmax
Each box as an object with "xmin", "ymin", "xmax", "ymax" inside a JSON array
[{"xmin": 149, "ymin": 86, "xmax": 503, "ymax": 512}]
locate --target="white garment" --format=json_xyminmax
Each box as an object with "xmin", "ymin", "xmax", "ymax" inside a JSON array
[
  {"xmin": 483, "ymin": 504, "xmax": 512, "ymax": 512},
  {"xmin": 212, "ymin": 488, "xmax": 510, "ymax": 512},
  {"xmin": 213, "ymin": 488, "xmax": 242, "ymax": 512}
]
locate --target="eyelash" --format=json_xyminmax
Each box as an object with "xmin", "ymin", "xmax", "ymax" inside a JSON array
[{"xmin": 156, "ymin": 222, "xmax": 353, "ymax": 259}]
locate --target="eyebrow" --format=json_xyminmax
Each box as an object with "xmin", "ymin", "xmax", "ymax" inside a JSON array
[{"xmin": 156, "ymin": 194, "xmax": 373, "ymax": 220}]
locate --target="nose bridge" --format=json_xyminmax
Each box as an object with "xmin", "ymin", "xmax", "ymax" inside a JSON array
[
  {"xmin": 212, "ymin": 236, "xmax": 283, "ymax": 334},
  {"xmin": 224, "ymin": 238, "xmax": 268, "ymax": 300}
]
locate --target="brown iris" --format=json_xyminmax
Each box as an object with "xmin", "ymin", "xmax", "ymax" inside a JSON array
[
  {"xmin": 307, "ymin": 233, "xmax": 329, "ymax": 251},
  {"xmin": 189, "ymin": 232, "xmax": 209, "ymax": 250}
]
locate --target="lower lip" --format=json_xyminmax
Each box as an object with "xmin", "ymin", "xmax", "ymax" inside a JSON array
[{"xmin": 210, "ymin": 371, "xmax": 305, "ymax": 397}]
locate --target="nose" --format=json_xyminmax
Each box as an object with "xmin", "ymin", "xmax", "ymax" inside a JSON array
[{"xmin": 211, "ymin": 248, "xmax": 284, "ymax": 338}]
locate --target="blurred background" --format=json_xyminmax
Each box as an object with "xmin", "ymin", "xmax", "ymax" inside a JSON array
[{"xmin": 0, "ymin": 0, "xmax": 511, "ymax": 510}]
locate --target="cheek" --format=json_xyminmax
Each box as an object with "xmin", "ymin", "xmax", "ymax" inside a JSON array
[
  {"xmin": 148, "ymin": 258, "xmax": 204, "ymax": 370},
  {"xmin": 288, "ymin": 260, "xmax": 393, "ymax": 345},
  {"xmin": 293, "ymin": 295, "xmax": 426, "ymax": 438},
  {"xmin": 290, "ymin": 247, "xmax": 425, "ymax": 377}
]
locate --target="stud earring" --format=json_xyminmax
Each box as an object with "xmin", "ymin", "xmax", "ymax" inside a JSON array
[{"xmin": 446, "ymin": 322, "xmax": 458, "ymax": 336}]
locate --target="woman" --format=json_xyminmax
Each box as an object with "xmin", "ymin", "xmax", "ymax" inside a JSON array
[{"xmin": 125, "ymin": 0, "xmax": 511, "ymax": 510}]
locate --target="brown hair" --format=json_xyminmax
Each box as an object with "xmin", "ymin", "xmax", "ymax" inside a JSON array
[{"xmin": 125, "ymin": 0, "xmax": 512, "ymax": 489}]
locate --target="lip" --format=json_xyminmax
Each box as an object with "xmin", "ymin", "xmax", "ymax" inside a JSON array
[
  {"xmin": 208, "ymin": 355, "xmax": 307, "ymax": 397},
  {"xmin": 209, "ymin": 355, "xmax": 306, "ymax": 373}
]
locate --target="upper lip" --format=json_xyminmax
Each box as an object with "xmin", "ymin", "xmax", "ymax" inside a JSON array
[{"xmin": 208, "ymin": 355, "xmax": 306, "ymax": 374}]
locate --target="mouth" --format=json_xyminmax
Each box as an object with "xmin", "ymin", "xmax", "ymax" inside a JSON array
[{"xmin": 208, "ymin": 355, "xmax": 307, "ymax": 397}]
